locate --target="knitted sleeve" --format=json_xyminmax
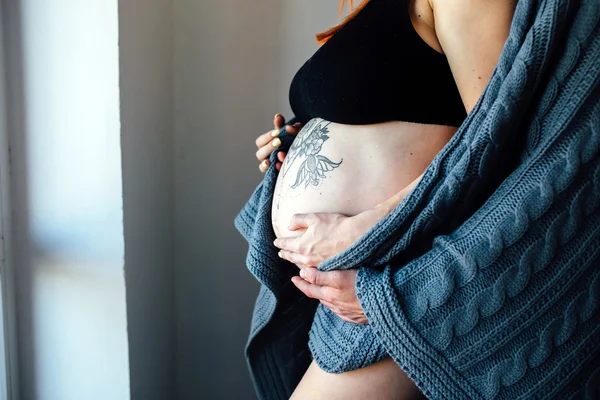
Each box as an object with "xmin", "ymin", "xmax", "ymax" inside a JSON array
[{"xmin": 353, "ymin": 1, "xmax": 600, "ymax": 396}]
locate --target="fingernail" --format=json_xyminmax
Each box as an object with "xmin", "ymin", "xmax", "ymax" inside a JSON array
[
  {"xmin": 272, "ymin": 138, "xmax": 281, "ymax": 148},
  {"xmin": 274, "ymin": 113, "xmax": 282, "ymax": 120},
  {"xmin": 261, "ymin": 160, "xmax": 268, "ymax": 169},
  {"xmin": 273, "ymin": 239, "xmax": 278, "ymax": 246},
  {"xmin": 278, "ymin": 250, "xmax": 283, "ymax": 258},
  {"xmin": 299, "ymin": 269, "xmax": 306, "ymax": 278},
  {"xmin": 271, "ymin": 129, "xmax": 280, "ymax": 138}
]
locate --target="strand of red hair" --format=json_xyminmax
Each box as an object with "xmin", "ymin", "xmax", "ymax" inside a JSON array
[{"xmin": 315, "ymin": 0, "xmax": 370, "ymax": 45}]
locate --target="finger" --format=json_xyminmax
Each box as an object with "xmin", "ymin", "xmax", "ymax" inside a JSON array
[
  {"xmin": 255, "ymin": 137, "xmax": 282, "ymax": 162},
  {"xmin": 284, "ymin": 126, "xmax": 299, "ymax": 136},
  {"xmin": 288, "ymin": 213, "xmax": 318, "ymax": 231},
  {"xmin": 255, "ymin": 128, "xmax": 281, "ymax": 149},
  {"xmin": 285, "ymin": 123, "xmax": 303, "ymax": 136},
  {"xmin": 275, "ymin": 161, "xmax": 282, "ymax": 171},
  {"xmin": 277, "ymin": 151, "xmax": 286, "ymax": 162},
  {"xmin": 274, "ymin": 113, "xmax": 285, "ymax": 129},
  {"xmin": 294, "ymin": 262, "xmax": 312, "ymax": 270},
  {"xmin": 291, "ymin": 276, "xmax": 330, "ymax": 301},
  {"xmin": 300, "ymin": 268, "xmax": 342, "ymax": 289},
  {"xmin": 278, "ymin": 250, "xmax": 315, "ymax": 267},
  {"xmin": 275, "ymin": 238, "xmax": 319, "ymax": 263},
  {"xmin": 273, "ymin": 236, "xmax": 299, "ymax": 251},
  {"xmin": 258, "ymin": 159, "xmax": 269, "ymax": 173}
]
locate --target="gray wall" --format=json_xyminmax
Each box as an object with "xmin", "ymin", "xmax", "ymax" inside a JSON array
[
  {"xmin": 119, "ymin": 0, "xmax": 176, "ymax": 398},
  {"xmin": 172, "ymin": 1, "xmax": 336, "ymax": 398}
]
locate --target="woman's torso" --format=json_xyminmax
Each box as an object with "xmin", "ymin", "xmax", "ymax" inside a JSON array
[{"xmin": 272, "ymin": 0, "xmax": 464, "ymax": 393}]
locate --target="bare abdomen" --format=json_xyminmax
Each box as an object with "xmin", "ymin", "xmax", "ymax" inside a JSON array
[{"xmin": 271, "ymin": 117, "xmax": 456, "ymax": 239}]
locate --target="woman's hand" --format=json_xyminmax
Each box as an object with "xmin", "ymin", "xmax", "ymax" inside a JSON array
[
  {"xmin": 256, "ymin": 114, "xmax": 303, "ymax": 173},
  {"xmin": 273, "ymin": 209, "xmax": 381, "ymax": 268},
  {"xmin": 291, "ymin": 268, "xmax": 367, "ymax": 325}
]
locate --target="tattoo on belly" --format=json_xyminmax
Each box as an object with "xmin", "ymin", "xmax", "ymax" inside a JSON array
[{"xmin": 281, "ymin": 118, "xmax": 343, "ymax": 189}]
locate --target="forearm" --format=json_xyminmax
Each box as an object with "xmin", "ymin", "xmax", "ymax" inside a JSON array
[
  {"xmin": 348, "ymin": 172, "xmax": 425, "ymax": 240},
  {"xmin": 356, "ymin": 172, "xmax": 425, "ymax": 222}
]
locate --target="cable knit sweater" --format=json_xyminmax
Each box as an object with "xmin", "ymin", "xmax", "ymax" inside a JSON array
[{"xmin": 234, "ymin": 0, "xmax": 600, "ymax": 398}]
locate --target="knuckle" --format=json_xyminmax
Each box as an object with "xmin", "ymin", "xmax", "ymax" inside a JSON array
[
  {"xmin": 307, "ymin": 268, "xmax": 319, "ymax": 282},
  {"xmin": 291, "ymin": 254, "xmax": 303, "ymax": 265},
  {"xmin": 299, "ymin": 255, "xmax": 311, "ymax": 266},
  {"xmin": 321, "ymin": 291, "xmax": 334, "ymax": 304},
  {"xmin": 305, "ymin": 290, "xmax": 317, "ymax": 300},
  {"xmin": 257, "ymin": 147, "xmax": 269, "ymax": 161}
]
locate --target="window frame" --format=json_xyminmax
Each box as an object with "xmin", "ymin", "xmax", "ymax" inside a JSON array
[{"xmin": 0, "ymin": 1, "xmax": 19, "ymax": 399}]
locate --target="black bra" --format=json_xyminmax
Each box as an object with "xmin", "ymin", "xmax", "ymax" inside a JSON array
[{"xmin": 288, "ymin": 0, "xmax": 467, "ymax": 126}]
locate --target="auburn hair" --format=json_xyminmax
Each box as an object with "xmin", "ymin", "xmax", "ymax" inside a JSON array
[{"xmin": 315, "ymin": 0, "xmax": 370, "ymax": 45}]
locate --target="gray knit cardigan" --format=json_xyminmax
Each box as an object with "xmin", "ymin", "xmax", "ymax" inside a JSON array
[{"xmin": 234, "ymin": 0, "xmax": 600, "ymax": 398}]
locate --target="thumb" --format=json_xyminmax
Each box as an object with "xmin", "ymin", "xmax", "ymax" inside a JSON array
[
  {"xmin": 288, "ymin": 213, "xmax": 316, "ymax": 231},
  {"xmin": 300, "ymin": 268, "xmax": 337, "ymax": 288},
  {"xmin": 300, "ymin": 267, "xmax": 320, "ymax": 285}
]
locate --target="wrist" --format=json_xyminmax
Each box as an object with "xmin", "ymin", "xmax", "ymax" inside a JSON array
[
  {"xmin": 348, "ymin": 206, "xmax": 388, "ymax": 241},
  {"xmin": 369, "ymin": 173, "xmax": 425, "ymax": 219},
  {"xmin": 347, "ymin": 173, "xmax": 425, "ymax": 242}
]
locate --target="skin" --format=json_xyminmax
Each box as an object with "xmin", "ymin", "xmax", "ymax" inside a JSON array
[{"xmin": 254, "ymin": 0, "xmax": 517, "ymax": 397}]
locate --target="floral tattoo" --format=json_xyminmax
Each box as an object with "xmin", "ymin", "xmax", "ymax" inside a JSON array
[{"xmin": 282, "ymin": 118, "xmax": 343, "ymax": 189}]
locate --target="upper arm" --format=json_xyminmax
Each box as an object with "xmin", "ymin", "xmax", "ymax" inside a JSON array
[{"xmin": 431, "ymin": 0, "xmax": 517, "ymax": 113}]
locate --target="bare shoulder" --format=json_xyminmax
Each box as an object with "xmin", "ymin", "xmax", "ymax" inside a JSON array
[{"xmin": 429, "ymin": 0, "xmax": 518, "ymax": 112}]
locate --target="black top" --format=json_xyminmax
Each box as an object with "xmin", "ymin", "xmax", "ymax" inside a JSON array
[{"xmin": 288, "ymin": 0, "xmax": 467, "ymax": 126}]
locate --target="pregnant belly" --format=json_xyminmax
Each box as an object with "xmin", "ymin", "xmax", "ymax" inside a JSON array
[{"xmin": 272, "ymin": 117, "xmax": 457, "ymax": 239}]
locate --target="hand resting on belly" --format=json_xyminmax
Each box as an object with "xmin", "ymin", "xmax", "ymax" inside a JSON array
[{"xmin": 272, "ymin": 117, "xmax": 457, "ymax": 268}]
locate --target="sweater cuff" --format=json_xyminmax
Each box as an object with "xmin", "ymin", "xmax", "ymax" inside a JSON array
[{"xmin": 355, "ymin": 265, "xmax": 483, "ymax": 400}]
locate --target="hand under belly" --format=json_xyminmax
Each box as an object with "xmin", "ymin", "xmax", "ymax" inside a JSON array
[{"xmin": 271, "ymin": 118, "xmax": 457, "ymax": 239}]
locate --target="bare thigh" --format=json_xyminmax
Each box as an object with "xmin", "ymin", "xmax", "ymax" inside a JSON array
[{"xmin": 290, "ymin": 357, "xmax": 424, "ymax": 400}]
